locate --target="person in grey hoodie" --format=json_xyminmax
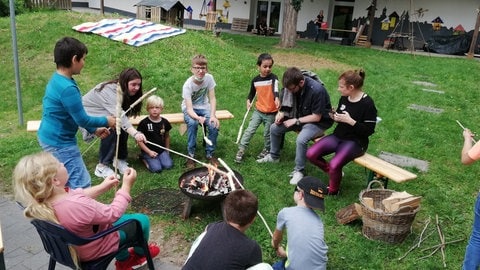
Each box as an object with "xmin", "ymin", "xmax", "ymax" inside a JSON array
[{"xmin": 82, "ymin": 68, "xmax": 147, "ymax": 178}]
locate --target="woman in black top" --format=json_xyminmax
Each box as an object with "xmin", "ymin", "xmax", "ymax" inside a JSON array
[{"xmin": 306, "ymin": 70, "xmax": 377, "ymax": 195}]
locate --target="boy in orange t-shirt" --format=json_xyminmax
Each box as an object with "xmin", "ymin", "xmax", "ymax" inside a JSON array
[{"xmin": 235, "ymin": 53, "xmax": 280, "ymax": 163}]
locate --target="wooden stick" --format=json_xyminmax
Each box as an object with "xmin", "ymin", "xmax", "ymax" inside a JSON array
[
  {"xmin": 145, "ymin": 140, "xmax": 226, "ymax": 176},
  {"xmin": 217, "ymin": 157, "xmax": 273, "ymax": 237},
  {"xmin": 417, "ymin": 246, "xmax": 440, "ymax": 260},
  {"xmin": 398, "ymin": 218, "xmax": 432, "ymax": 261},
  {"xmin": 418, "ymin": 217, "xmax": 431, "ymax": 247},
  {"xmin": 114, "ymin": 83, "xmax": 123, "ymax": 178},
  {"xmin": 218, "ymin": 158, "xmax": 236, "ymax": 191},
  {"xmin": 235, "ymin": 95, "xmax": 256, "ymax": 144},
  {"xmin": 436, "ymin": 215, "xmax": 447, "ymax": 268},
  {"xmin": 82, "ymin": 88, "xmax": 158, "ymax": 157},
  {"xmin": 121, "ymin": 87, "xmax": 157, "ymax": 118},
  {"xmin": 420, "ymin": 238, "xmax": 464, "ymax": 252},
  {"xmin": 145, "ymin": 141, "xmax": 274, "ymax": 237}
]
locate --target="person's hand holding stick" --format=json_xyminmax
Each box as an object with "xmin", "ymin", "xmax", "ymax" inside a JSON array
[{"xmin": 457, "ymin": 120, "xmax": 477, "ymax": 143}]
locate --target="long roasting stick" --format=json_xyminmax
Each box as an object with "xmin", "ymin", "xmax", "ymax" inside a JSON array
[
  {"xmin": 113, "ymin": 83, "xmax": 123, "ymax": 178},
  {"xmin": 236, "ymin": 95, "xmax": 256, "ymax": 144},
  {"xmin": 143, "ymin": 142, "xmax": 275, "ymax": 238},
  {"xmin": 145, "ymin": 140, "xmax": 227, "ymax": 176},
  {"xmin": 217, "ymin": 157, "xmax": 274, "ymax": 237},
  {"xmin": 82, "ymin": 87, "xmax": 158, "ymax": 157},
  {"xmin": 121, "ymin": 87, "xmax": 158, "ymax": 118}
]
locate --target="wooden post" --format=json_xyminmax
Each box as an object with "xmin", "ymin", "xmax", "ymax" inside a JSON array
[{"xmin": 467, "ymin": 7, "xmax": 480, "ymax": 59}]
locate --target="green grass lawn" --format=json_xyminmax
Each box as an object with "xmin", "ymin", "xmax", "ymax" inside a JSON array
[{"xmin": 2, "ymin": 10, "xmax": 480, "ymax": 269}]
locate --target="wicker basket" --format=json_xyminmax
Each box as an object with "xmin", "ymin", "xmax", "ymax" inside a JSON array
[{"xmin": 359, "ymin": 181, "xmax": 420, "ymax": 244}]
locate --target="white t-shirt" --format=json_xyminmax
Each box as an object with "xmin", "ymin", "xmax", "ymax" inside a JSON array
[{"xmin": 181, "ymin": 73, "xmax": 216, "ymax": 111}]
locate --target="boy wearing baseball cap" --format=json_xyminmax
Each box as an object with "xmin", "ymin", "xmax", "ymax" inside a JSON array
[{"xmin": 271, "ymin": 176, "xmax": 328, "ymax": 270}]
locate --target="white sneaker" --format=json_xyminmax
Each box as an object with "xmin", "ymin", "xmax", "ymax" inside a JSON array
[
  {"xmin": 256, "ymin": 154, "xmax": 279, "ymax": 163},
  {"xmin": 114, "ymin": 159, "xmax": 129, "ymax": 174},
  {"xmin": 289, "ymin": 171, "xmax": 304, "ymax": 185},
  {"xmin": 95, "ymin": 164, "xmax": 116, "ymax": 178}
]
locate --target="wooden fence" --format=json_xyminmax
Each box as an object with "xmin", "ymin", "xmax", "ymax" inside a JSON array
[{"xmin": 26, "ymin": 0, "xmax": 72, "ymax": 10}]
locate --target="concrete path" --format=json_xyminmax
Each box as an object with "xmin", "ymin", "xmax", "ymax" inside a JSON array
[{"xmin": 0, "ymin": 195, "xmax": 181, "ymax": 270}]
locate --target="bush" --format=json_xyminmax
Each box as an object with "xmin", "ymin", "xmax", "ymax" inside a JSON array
[{"xmin": 0, "ymin": 0, "xmax": 26, "ymax": 17}]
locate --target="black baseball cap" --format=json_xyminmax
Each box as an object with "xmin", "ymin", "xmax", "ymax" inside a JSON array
[{"xmin": 297, "ymin": 176, "xmax": 327, "ymax": 211}]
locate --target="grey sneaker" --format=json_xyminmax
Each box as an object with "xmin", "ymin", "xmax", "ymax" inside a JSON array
[
  {"xmin": 235, "ymin": 149, "xmax": 245, "ymax": 163},
  {"xmin": 95, "ymin": 164, "xmax": 116, "ymax": 178},
  {"xmin": 114, "ymin": 159, "xmax": 129, "ymax": 174},
  {"xmin": 256, "ymin": 148, "xmax": 270, "ymax": 159},
  {"xmin": 256, "ymin": 154, "xmax": 279, "ymax": 163},
  {"xmin": 289, "ymin": 170, "xmax": 304, "ymax": 185}
]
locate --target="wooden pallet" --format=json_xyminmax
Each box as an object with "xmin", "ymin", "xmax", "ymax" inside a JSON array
[
  {"xmin": 356, "ymin": 35, "xmax": 368, "ymax": 47},
  {"xmin": 231, "ymin": 18, "xmax": 249, "ymax": 32}
]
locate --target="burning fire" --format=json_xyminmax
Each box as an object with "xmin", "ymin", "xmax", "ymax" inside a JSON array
[{"xmin": 180, "ymin": 166, "xmax": 237, "ymax": 196}]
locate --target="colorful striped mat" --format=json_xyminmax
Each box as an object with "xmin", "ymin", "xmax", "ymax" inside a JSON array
[{"xmin": 73, "ymin": 18, "xmax": 186, "ymax": 47}]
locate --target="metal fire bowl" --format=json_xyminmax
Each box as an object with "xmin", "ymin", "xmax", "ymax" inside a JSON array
[{"xmin": 178, "ymin": 167, "xmax": 244, "ymax": 201}]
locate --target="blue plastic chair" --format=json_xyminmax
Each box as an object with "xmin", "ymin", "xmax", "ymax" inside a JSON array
[{"xmin": 31, "ymin": 219, "xmax": 155, "ymax": 270}]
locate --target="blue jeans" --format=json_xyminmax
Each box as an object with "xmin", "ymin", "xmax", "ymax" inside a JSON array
[
  {"xmin": 183, "ymin": 108, "xmax": 219, "ymax": 158},
  {"xmin": 306, "ymin": 135, "xmax": 365, "ymax": 192},
  {"xmin": 99, "ymin": 129, "xmax": 129, "ymax": 164},
  {"xmin": 239, "ymin": 109, "xmax": 275, "ymax": 151},
  {"xmin": 270, "ymin": 123, "xmax": 325, "ymax": 172},
  {"xmin": 140, "ymin": 151, "xmax": 173, "ymax": 173},
  {"xmin": 463, "ymin": 193, "xmax": 480, "ymax": 270},
  {"xmin": 39, "ymin": 140, "xmax": 91, "ymax": 189},
  {"xmin": 114, "ymin": 213, "xmax": 150, "ymax": 260}
]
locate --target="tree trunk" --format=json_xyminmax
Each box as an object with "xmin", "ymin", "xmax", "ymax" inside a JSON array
[
  {"xmin": 467, "ymin": 8, "xmax": 480, "ymax": 59},
  {"xmin": 366, "ymin": 0, "xmax": 376, "ymax": 48},
  {"xmin": 279, "ymin": 0, "xmax": 298, "ymax": 48}
]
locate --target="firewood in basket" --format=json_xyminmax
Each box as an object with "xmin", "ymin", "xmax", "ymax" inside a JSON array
[
  {"xmin": 363, "ymin": 197, "xmax": 374, "ymax": 209},
  {"xmin": 382, "ymin": 191, "xmax": 414, "ymax": 212},
  {"xmin": 389, "ymin": 196, "xmax": 422, "ymax": 213}
]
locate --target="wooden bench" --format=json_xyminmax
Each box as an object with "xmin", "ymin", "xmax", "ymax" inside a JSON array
[
  {"xmin": 354, "ymin": 153, "xmax": 417, "ymax": 188},
  {"xmin": 26, "ymin": 110, "xmax": 234, "ymax": 132}
]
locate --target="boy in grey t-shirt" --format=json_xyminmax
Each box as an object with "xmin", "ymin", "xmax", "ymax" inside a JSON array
[{"xmin": 271, "ymin": 176, "xmax": 329, "ymax": 270}]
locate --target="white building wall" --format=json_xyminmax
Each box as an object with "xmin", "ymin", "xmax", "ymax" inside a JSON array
[
  {"xmin": 296, "ymin": 0, "xmax": 330, "ymax": 32},
  {"xmin": 353, "ymin": 0, "xmax": 478, "ymax": 31},
  {"xmin": 76, "ymin": 0, "xmax": 480, "ymax": 32}
]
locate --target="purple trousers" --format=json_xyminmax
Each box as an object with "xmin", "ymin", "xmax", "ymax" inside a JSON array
[{"xmin": 306, "ymin": 134, "xmax": 364, "ymax": 192}]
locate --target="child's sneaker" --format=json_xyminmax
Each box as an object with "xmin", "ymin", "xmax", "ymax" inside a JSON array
[
  {"xmin": 235, "ymin": 149, "xmax": 244, "ymax": 163},
  {"xmin": 256, "ymin": 148, "xmax": 269, "ymax": 159},
  {"xmin": 94, "ymin": 164, "xmax": 115, "ymax": 178},
  {"xmin": 114, "ymin": 253, "xmax": 147, "ymax": 270},
  {"xmin": 119, "ymin": 243, "xmax": 160, "ymax": 270},
  {"xmin": 256, "ymin": 154, "xmax": 279, "ymax": 163},
  {"xmin": 146, "ymin": 242, "xmax": 161, "ymax": 258},
  {"xmin": 114, "ymin": 159, "xmax": 129, "ymax": 174},
  {"xmin": 128, "ymin": 242, "xmax": 161, "ymax": 258}
]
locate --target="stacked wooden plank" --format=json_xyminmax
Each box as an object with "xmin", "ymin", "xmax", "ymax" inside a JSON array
[
  {"xmin": 381, "ymin": 191, "xmax": 421, "ymax": 213},
  {"xmin": 231, "ymin": 18, "xmax": 249, "ymax": 32}
]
